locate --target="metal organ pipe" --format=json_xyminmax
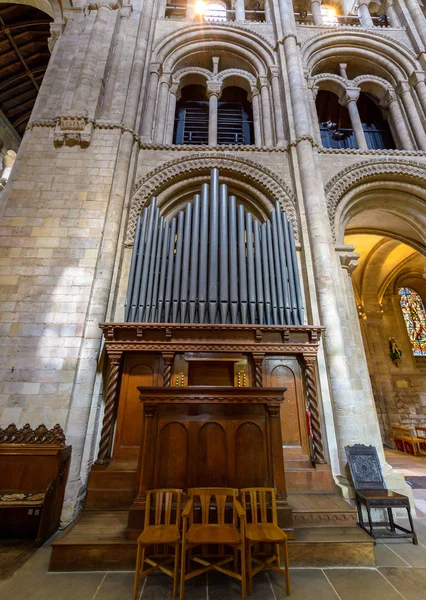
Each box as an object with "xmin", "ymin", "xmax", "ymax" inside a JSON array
[{"xmin": 125, "ymin": 169, "xmax": 304, "ymax": 326}]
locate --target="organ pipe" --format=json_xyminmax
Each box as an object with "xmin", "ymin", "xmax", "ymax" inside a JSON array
[{"xmin": 125, "ymin": 169, "xmax": 304, "ymax": 325}]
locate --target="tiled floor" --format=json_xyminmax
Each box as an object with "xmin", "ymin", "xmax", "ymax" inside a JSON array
[
  {"xmin": 1, "ymin": 450, "xmax": 425, "ymax": 600},
  {"xmin": 1, "ymin": 521, "xmax": 426, "ymax": 600}
]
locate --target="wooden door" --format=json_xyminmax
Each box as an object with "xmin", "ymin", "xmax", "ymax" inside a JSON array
[
  {"xmin": 263, "ymin": 356, "xmax": 309, "ymax": 461},
  {"xmin": 113, "ymin": 353, "xmax": 161, "ymax": 460}
]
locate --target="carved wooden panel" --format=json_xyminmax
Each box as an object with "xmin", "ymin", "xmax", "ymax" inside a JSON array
[
  {"xmin": 156, "ymin": 423, "xmax": 188, "ymax": 489},
  {"xmin": 150, "ymin": 404, "xmax": 268, "ymax": 491},
  {"xmin": 113, "ymin": 353, "xmax": 161, "ymax": 459},
  {"xmin": 263, "ymin": 356, "xmax": 309, "ymax": 461}
]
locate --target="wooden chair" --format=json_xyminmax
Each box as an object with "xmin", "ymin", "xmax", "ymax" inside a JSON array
[
  {"xmin": 240, "ymin": 488, "xmax": 290, "ymax": 596},
  {"xmin": 180, "ymin": 487, "xmax": 246, "ymax": 600},
  {"xmin": 392, "ymin": 425, "xmax": 425, "ymax": 456},
  {"xmin": 414, "ymin": 426, "xmax": 426, "ymax": 453},
  {"xmin": 345, "ymin": 444, "xmax": 417, "ymax": 544},
  {"xmin": 133, "ymin": 489, "xmax": 182, "ymax": 598}
]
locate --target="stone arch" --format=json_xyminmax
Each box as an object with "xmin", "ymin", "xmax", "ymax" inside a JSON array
[
  {"xmin": 0, "ymin": 0, "xmax": 65, "ymax": 21},
  {"xmin": 311, "ymin": 73, "xmax": 348, "ymax": 97},
  {"xmin": 172, "ymin": 67, "xmax": 213, "ymax": 84},
  {"xmin": 325, "ymin": 159, "xmax": 426, "ymax": 251},
  {"xmin": 152, "ymin": 24, "xmax": 276, "ymax": 77},
  {"xmin": 302, "ymin": 30, "xmax": 420, "ymax": 83},
  {"xmin": 126, "ymin": 154, "xmax": 297, "ymax": 245}
]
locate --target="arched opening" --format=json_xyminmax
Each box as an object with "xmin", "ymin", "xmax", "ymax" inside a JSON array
[
  {"xmin": 399, "ymin": 287, "xmax": 426, "ymax": 356},
  {"xmin": 341, "ymin": 200, "xmax": 426, "ymax": 445},
  {"xmin": 315, "ymin": 90, "xmax": 355, "ymax": 149},
  {"xmin": 173, "ymin": 84, "xmax": 254, "ymax": 145},
  {"xmin": 357, "ymin": 93, "xmax": 395, "ymax": 150},
  {"xmin": 174, "ymin": 84, "xmax": 209, "ymax": 145}
]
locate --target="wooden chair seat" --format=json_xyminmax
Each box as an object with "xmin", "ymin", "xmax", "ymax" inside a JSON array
[
  {"xmin": 180, "ymin": 488, "xmax": 246, "ymax": 600},
  {"xmin": 186, "ymin": 523, "xmax": 241, "ymax": 545},
  {"xmin": 246, "ymin": 523, "xmax": 287, "ymax": 544},
  {"xmin": 133, "ymin": 489, "xmax": 182, "ymax": 599},
  {"xmin": 345, "ymin": 444, "xmax": 417, "ymax": 545},
  {"xmin": 241, "ymin": 488, "xmax": 290, "ymax": 596},
  {"xmin": 137, "ymin": 524, "xmax": 180, "ymax": 545},
  {"xmin": 357, "ymin": 490, "xmax": 410, "ymax": 506}
]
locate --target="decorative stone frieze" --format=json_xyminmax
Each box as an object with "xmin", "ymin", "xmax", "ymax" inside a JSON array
[{"xmin": 53, "ymin": 114, "xmax": 94, "ymax": 148}]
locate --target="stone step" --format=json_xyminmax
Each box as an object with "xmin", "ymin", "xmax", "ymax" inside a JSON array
[{"xmin": 288, "ymin": 493, "xmax": 358, "ymax": 528}]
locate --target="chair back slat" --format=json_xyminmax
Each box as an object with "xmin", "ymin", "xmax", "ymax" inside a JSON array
[
  {"xmin": 241, "ymin": 487, "xmax": 277, "ymax": 525},
  {"xmin": 345, "ymin": 444, "xmax": 386, "ymax": 491},
  {"xmin": 188, "ymin": 487, "xmax": 238, "ymax": 525},
  {"xmin": 144, "ymin": 489, "xmax": 182, "ymax": 528}
]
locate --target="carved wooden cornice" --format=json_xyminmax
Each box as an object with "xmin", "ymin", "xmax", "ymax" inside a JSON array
[
  {"xmin": 0, "ymin": 423, "xmax": 66, "ymax": 445},
  {"xmin": 137, "ymin": 386, "xmax": 287, "ymax": 405},
  {"xmin": 99, "ymin": 322, "xmax": 324, "ymax": 358}
]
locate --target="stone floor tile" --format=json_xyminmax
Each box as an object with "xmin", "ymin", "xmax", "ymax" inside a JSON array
[
  {"xmin": 95, "ymin": 572, "xmax": 134, "ymax": 599},
  {"xmin": 379, "ymin": 567, "xmax": 426, "ymax": 600},
  {"xmin": 374, "ymin": 543, "xmax": 411, "ymax": 567},
  {"xmin": 324, "ymin": 568, "xmax": 403, "ymax": 600},
  {"xmin": 207, "ymin": 570, "xmax": 257, "ymax": 600},
  {"xmin": 0, "ymin": 571, "xmax": 105, "ymax": 600},
  {"xmin": 382, "ymin": 540, "xmax": 426, "ymax": 567},
  {"xmin": 141, "ymin": 572, "xmax": 177, "ymax": 599},
  {"xmin": 270, "ymin": 568, "xmax": 339, "ymax": 599}
]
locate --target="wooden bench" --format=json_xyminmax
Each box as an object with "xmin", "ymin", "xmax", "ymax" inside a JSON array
[
  {"xmin": 414, "ymin": 426, "xmax": 426, "ymax": 453},
  {"xmin": 0, "ymin": 423, "xmax": 71, "ymax": 546},
  {"xmin": 391, "ymin": 425, "xmax": 426, "ymax": 456}
]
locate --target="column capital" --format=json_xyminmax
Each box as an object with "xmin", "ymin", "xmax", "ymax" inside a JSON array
[
  {"xmin": 339, "ymin": 63, "xmax": 348, "ymax": 79},
  {"xmin": 120, "ymin": 4, "xmax": 132, "ymax": 18},
  {"xmin": 339, "ymin": 87, "xmax": 361, "ymax": 105},
  {"xmin": 409, "ymin": 70, "xmax": 426, "ymax": 87},
  {"xmin": 206, "ymin": 81, "xmax": 222, "ymax": 98},
  {"xmin": 335, "ymin": 245, "xmax": 360, "ymax": 275},
  {"xmin": 395, "ymin": 80, "xmax": 410, "ymax": 96},
  {"xmin": 88, "ymin": 1, "xmax": 121, "ymax": 11},
  {"xmin": 159, "ymin": 73, "xmax": 172, "ymax": 85},
  {"xmin": 380, "ymin": 89, "xmax": 398, "ymax": 108},
  {"xmin": 258, "ymin": 76, "xmax": 269, "ymax": 88},
  {"xmin": 269, "ymin": 66, "xmax": 280, "ymax": 79},
  {"xmin": 357, "ymin": 0, "xmax": 370, "ymax": 6},
  {"xmin": 149, "ymin": 63, "xmax": 161, "ymax": 76},
  {"xmin": 249, "ymin": 85, "xmax": 260, "ymax": 101}
]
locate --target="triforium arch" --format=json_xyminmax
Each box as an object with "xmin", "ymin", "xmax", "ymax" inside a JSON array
[
  {"xmin": 126, "ymin": 154, "xmax": 297, "ymax": 246},
  {"xmin": 141, "ymin": 24, "xmax": 286, "ymax": 147},
  {"xmin": 303, "ymin": 30, "xmax": 426, "ymax": 151}
]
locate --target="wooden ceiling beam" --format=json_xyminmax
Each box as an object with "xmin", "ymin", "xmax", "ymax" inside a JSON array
[{"xmin": 0, "ymin": 15, "xmax": 39, "ymax": 91}]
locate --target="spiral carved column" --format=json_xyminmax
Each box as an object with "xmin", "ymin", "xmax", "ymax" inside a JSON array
[
  {"xmin": 252, "ymin": 353, "xmax": 264, "ymax": 387},
  {"xmin": 304, "ymin": 356, "xmax": 326, "ymax": 464},
  {"xmin": 96, "ymin": 352, "xmax": 123, "ymax": 465},
  {"xmin": 162, "ymin": 352, "xmax": 174, "ymax": 387}
]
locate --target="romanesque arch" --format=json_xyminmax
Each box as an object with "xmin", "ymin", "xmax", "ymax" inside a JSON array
[{"xmin": 126, "ymin": 153, "xmax": 297, "ymax": 245}]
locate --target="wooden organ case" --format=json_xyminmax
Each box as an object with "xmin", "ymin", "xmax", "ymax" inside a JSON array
[{"xmin": 90, "ymin": 322, "xmax": 327, "ymax": 536}]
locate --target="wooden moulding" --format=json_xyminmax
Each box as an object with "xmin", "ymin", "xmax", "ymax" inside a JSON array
[{"xmin": 99, "ymin": 322, "xmax": 324, "ymax": 357}]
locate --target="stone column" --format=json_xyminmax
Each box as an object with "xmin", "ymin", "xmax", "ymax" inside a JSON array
[
  {"xmin": 235, "ymin": 0, "xmax": 245, "ymax": 20},
  {"xmin": 384, "ymin": 0, "xmax": 401, "ymax": 26},
  {"xmin": 71, "ymin": 3, "xmax": 114, "ymax": 113},
  {"xmin": 311, "ymin": 0, "xmax": 324, "ymax": 25},
  {"xmin": 409, "ymin": 71, "xmax": 426, "ymax": 118},
  {"xmin": 357, "ymin": 0, "xmax": 374, "ymax": 27},
  {"xmin": 259, "ymin": 76, "xmax": 274, "ymax": 147},
  {"xmin": 264, "ymin": 0, "xmax": 271, "ymax": 21},
  {"xmin": 250, "ymin": 86, "xmax": 262, "ymax": 145},
  {"xmin": 396, "ymin": 81, "xmax": 426, "ymax": 150},
  {"xmin": 100, "ymin": 5, "xmax": 132, "ymax": 119},
  {"xmin": 405, "ymin": 0, "xmax": 426, "ymax": 47},
  {"xmin": 207, "ymin": 82, "xmax": 222, "ymax": 146},
  {"xmin": 341, "ymin": 89, "xmax": 368, "ymax": 150},
  {"xmin": 186, "ymin": 1, "xmax": 196, "ymax": 19},
  {"xmin": 153, "ymin": 74, "xmax": 171, "ymax": 144},
  {"xmin": 274, "ymin": 0, "xmax": 389, "ymax": 483},
  {"xmin": 140, "ymin": 63, "xmax": 161, "ymax": 143},
  {"xmin": 381, "ymin": 90, "xmax": 415, "ymax": 150},
  {"xmin": 165, "ymin": 83, "xmax": 179, "ymax": 145},
  {"xmin": 307, "ymin": 84, "xmax": 322, "ymax": 145},
  {"xmin": 269, "ymin": 67, "xmax": 286, "ymax": 146}
]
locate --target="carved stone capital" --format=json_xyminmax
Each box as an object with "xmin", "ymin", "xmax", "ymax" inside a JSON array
[
  {"xmin": 88, "ymin": 1, "xmax": 122, "ymax": 11},
  {"xmin": 269, "ymin": 66, "xmax": 280, "ymax": 79},
  {"xmin": 206, "ymin": 81, "xmax": 223, "ymax": 98},
  {"xmin": 340, "ymin": 87, "xmax": 361, "ymax": 105},
  {"xmin": 120, "ymin": 4, "xmax": 133, "ymax": 18},
  {"xmin": 336, "ymin": 245, "xmax": 360, "ymax": 275},
  {"xmin": 380, "ymin": 89, "xmax": 398, "ymax": 108},
  {"xmin": 409, "ymin": 71, "xmax": 426, "ymax": 88},
  {"xmin": 149, "ymin": 63, "xmax": 161, "ymax": 76},
  {"xmin": 48, "ymin": 22, "xmax": 65, "ymax": 53},
  {"xmin": 395, "ymin": 81, "xmax": 410, "ymax": 97},
  {"xmin": 258, "ymin": 76, "xmax": 269, "ymax": 89}
]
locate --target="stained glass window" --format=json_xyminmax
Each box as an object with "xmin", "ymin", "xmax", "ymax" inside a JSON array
[{"xmin": 399, "ymin": 287, "xmax": 426, "ymax": 356}]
